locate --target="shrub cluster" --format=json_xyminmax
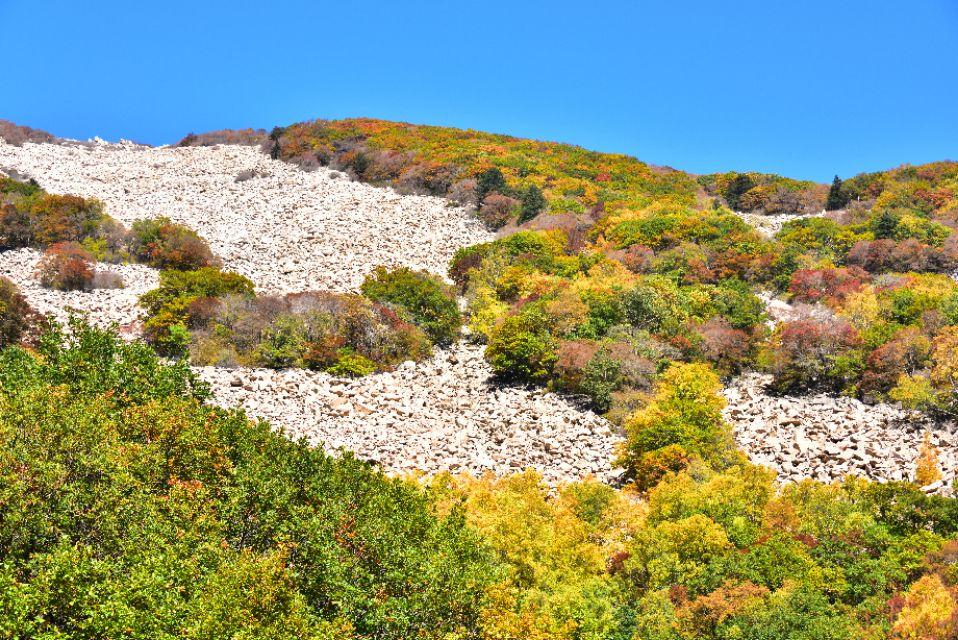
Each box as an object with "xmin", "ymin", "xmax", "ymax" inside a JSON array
[
  {"xmin": 140, "ymin": 267, "xmax": 257, "ymax": 355},
  {"xmin": 1, "ymin": 175, "xmax": 218, "ymax": 270},
  {"xmin": 129, "ymin": 216, "xmax": 218, "ymax": 270},
  {"xmin": 360, "ymin": 265, "xmax": 461, "ymax": 346},
  {"xmin": 36, "ymin": 242, "xmax": 125, "ymax": 291},
  {"xmin": 698, "ymin": 170, "xmax": 828, "ymax": 214},
  {"xmin": 457, "ymin": 228, "xmax": 768, "ymax": 414},
  {"xmin": 141, "ymin": 266, "xmax": 458, "ymax": 375},
  {"xmin": 761, "ymin": 273, "xmax": 958, "ymax": 405},
  {"xmin": 0, "ymin": 275, "xmax": 39, "ymax": 347},
  {"xmin": 176, "ymin": 128, "xmax": 267, "ymax": 147},
  {"xmin": 189, "ymin": 291, "xmax": 433, "ymax": 374},
  {"xmin": 0, "ymin": 119, "xmax": 57, "ymax": 146}
]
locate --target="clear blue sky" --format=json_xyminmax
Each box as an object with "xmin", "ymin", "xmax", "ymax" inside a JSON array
[{"xmin": 1, "ymin": 0, "xmax": 956, "ymax": 182}]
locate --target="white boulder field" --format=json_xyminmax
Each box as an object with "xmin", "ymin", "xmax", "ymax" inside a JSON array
[{"xmin": 0, "ymin": 139, "xmax": 490, "ymax": 293}]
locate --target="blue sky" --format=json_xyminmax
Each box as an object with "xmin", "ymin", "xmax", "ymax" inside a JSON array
[{"xmin": 1, "ymin": 0, "xmax": 956, "ymax": 182}]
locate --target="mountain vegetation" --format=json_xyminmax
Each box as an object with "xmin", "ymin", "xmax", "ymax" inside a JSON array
[{"xmin": 4, "ymin": 118, "xmax": 958, "ymax": 636}]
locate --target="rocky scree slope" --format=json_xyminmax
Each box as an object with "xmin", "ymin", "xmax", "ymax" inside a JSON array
[
  {"xmin": 0, "ymin": 137, "xmax": 619, "ymax": 483},
  {"xmin": 0, "ymin": 247, "xmax": 159, "ymax": 335},
  {"xmin": 0, "ymin": 138, "xmax": 490, "ymax": 293},
  {"xmin": 0, "ymin": 135, "xmax": 952, "ymax": 488}
]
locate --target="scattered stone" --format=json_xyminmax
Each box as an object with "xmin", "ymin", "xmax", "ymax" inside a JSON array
[
  {"xmin": 0, "ymin": 139, "xmax": 491, "ymax": 294},
  {"xmin": 0, "ymin": 248, "xmax": 158, "ymax": 336},
  {"xmin": 733, "ymin": 210, "xmax": 823, "ymax": 237},
  {"xmin": 195, "ymin": 342, "xmax": 622, "ymax": 484},
  {"xmin": 725, "ymin": 373, "xmax": 956, "ymax": 495}
]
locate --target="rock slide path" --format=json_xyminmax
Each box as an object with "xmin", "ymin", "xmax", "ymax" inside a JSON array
[
  {"xmin": 726, "ymin": 374, "xmax": 956, "ymax": 490},
  {"xmin": 196, "ymin": 343, "xmax": 619, "ymax": 483},
  {"xmin": 1, "ymin": 138, "xmax": 952, "ymax": 487}
]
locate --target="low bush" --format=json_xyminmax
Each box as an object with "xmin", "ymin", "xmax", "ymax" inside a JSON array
[
  {"xmin": 478, "ymin": 193, "xmax": 520, "ymax": 229},
  {"xmin": 199, "ymin": 292, "xmax": 433, "ymax": 373},
  {"xmin": 130, "ymin": 216, "xmax": 218, "ymax": 270},
  {"xmin": 764, "ymin": 317, "xmax": 863, "ymax": 394},
  {"xmin": 326, "ymin": 349, "xmax": 378, "ymax": 377},
  {"xmin": 0, "ymin": 276, "xmax": 38, "ymax": 347},
  {"xmin": 36, "ymin": 242, "xmax": 96, "ymax": 291},
  {"xmin": 176, "ymin": 128, "xmax": 267, "ymax": 147},
  {"xmin": 141, "ymin": 268, "xmax": 256, "ymax": 356},
  {"xmin": 360, "ymin": 266, "xmax": 461, "ymax": 346}
]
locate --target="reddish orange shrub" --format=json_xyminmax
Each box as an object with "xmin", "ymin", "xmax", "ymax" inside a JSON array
[
  {"xmin": 479, "ymin": 193, "xmax": 520, "ymax": 229},
  {"xmin": 130, "ymin": 217, "xmax": 217, "ymax": 270},
  {"xmin": 37, "ymin": 242, "xmax": 95, "ymax": 291}
]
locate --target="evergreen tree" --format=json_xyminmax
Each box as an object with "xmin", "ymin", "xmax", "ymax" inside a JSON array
[
  {"xmin": 518, "ymin": 185, "xmax": 546, "ymax": 223},
  {"xmin": 826, "ymin": 175, "xmax": 849, "ymax": 211},
  {"xmin": 476, "ymin": 167, "xmax": 508, "ymax": 206},
  {"xmin": 872, "ymin": 208, "xmax": 901, "ymax": 239},
  {"xmin": 724, "ymin": 173, "xmax": 755, "ymax": 211}
]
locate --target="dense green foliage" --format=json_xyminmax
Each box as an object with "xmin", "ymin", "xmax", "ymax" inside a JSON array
[
  {"xmin": 0, "ymin": 321, "xmax": 497, "ymax": 638},
  {"xmin": 360, "ymin": 266, "xmax": 461, "ymax": 346},
  {"xmin": 4, "ymin": 321, "xmax": 958, "ymax": 638}
]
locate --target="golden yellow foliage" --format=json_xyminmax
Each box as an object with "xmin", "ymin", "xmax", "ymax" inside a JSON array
[
  {"xmin": 430, "ymin": 471, "xmax": 644, "ymax": 640},
  {"xmin": 892, "ymin": 574, "xmax": 957, "ymax": 639},
  {"xmin": 839, "ymin": 285, "xmax": 881, "ymax": 331},
  {"xmin": 890, "ymin": 374, "xmax": 938, "ymax": 411},
  {"xmin": 916, "ymin": 431, "xmax": 943, "ymax": 487},
  {"xmin": 930, "ymin": 327, "xmax": 958, "ymax": 392},
  {"xmin": 675, "ymin": 580, "xmax": 770, "ymax": 637}
]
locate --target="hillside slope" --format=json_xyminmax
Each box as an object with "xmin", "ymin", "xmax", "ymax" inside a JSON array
[{"xmin": 0, "ymin": 138, "xmax": 489, "ymax": 293}]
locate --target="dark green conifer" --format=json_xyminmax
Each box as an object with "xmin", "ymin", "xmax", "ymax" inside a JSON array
[
  {"xmin": 518, "ymin": 185, "xmax": 546, "ymax": 223},
  {"xmin": 826, "ymin": 175, "xmax": 849, "ymax": 210},
  {"xmin": 476, "ymin": 167, "xmax": 508, "ymax": 205}
]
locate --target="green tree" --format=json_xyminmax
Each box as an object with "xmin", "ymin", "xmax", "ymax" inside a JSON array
[
  {"xmin": 476, "ymin": 167, "xmax": 508, "ymax": 206},
  {"xmin": 619, "ymin": 363, "xmax": 736, "ymax": 489},
  {"xmin": 360, "ymin": 266, "xmax": 461, "ymax": 346},
  {"xmin": 518, "ymin": 185, "xmax": 546, "ymax": 223},
  {"xmin": 825, "ymin": 175, "xmax": 849, "ymax": 211},
  {"xmin": 724, "ymin": 173, "xmax": 755, "ymax": 211}
]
